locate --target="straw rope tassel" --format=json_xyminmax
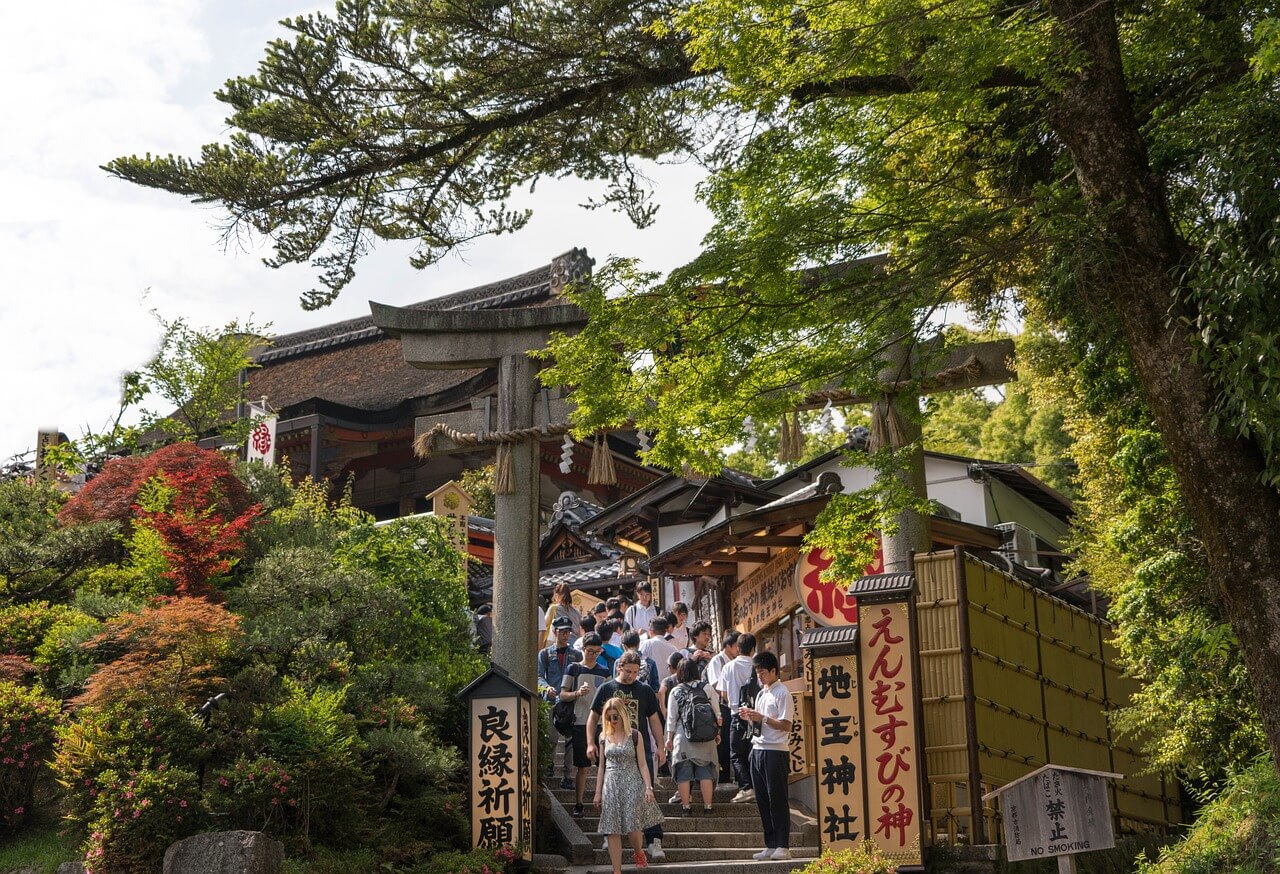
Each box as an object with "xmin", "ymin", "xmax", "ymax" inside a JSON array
[
  {"xmin": 791, "ymin": 410, "xmax": 805, "ymax": 459},
  {"xmin": 493, "ymin": 442, "xmax": 515, "ymax": 494},
  {"xmin": 778, "ymin": 414, "xmax": 794, "ymax": 463},
  {"xmin": 869, "ymin": 395, "xmax": 909, "ymax": 452},
  {"xmin": 587, "ymin": 433, "xmax": 617, "ymax": 485}
]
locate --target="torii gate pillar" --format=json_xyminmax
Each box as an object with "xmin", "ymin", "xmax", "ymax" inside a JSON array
[{"xmin": 371, "ymin": 301, "xmax": 589, "ymax": 691}]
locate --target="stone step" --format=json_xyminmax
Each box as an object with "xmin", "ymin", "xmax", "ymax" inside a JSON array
[
  {"xmin": 575, "ymin": 815, "xmax": 802, "ymax": 834},
  {"xmin": 583, "ymin": 829, "xmax": 813, "ymax": 848},
  {"xmin": 551, "ymin": 785, "xmax": 742, "ymax": 804},
  {"xmin": 590, "ymin": 846, "xmax": 819, "ymax": 865}
]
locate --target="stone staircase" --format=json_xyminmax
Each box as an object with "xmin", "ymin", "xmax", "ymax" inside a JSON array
[{"xmin": 550, "ymin": 744, "xmax": 819, "ymax": 873}]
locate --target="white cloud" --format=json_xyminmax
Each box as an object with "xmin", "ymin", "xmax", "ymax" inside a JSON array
[{"xmin": 0, "ymin": 1, "xmax": 711, "ymax": 462}]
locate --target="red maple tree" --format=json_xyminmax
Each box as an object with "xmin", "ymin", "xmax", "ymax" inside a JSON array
[{"xmin": 60, "ymin": 443, "xmax": 261, "ymax": 597}]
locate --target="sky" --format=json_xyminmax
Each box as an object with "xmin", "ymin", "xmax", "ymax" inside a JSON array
[{"xmin": 0, "ymin": 1, "xmax": 712, "ymax": 464}]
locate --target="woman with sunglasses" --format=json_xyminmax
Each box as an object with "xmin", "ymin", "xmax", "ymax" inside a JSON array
[{"xmin": 593, "ymin": 697, "xmax": 658, "ymax": 871}]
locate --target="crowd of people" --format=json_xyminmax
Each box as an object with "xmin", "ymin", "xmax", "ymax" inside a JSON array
[{"xmin": 519, "ymin": 582, "xmax": 795, "ymax": 872}]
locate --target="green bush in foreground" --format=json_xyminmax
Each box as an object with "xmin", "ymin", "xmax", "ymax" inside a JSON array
[
  {"xmin": 796, "ymin": 843, "xmax": 895, "ymax": 874},
  {"xmin": 1137, "ymin": 758, "xmax": 1280, "ymax": 874},
  {"xmin": 0, "ymin": 681, "xmax": 60, "ymax": 835}
]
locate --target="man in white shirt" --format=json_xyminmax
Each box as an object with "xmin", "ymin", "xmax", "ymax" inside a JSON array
[
  {"xmin": 737, "ymin": 650, "xmax": 793, "ymax": 861},
  {"xmin": 639, "ymin": 616, "xmax": 679, "ymax": 674},
  {"xmin": 715, "ymin": 633, "xmax": 758, "ymax": 801},
  {"xmin": 624, "ymin": 580, "xmax": 658, "ymax": 637},
  {"xmin": 704, "ymin": 631, "xmax": 740, "ymax": 784}
]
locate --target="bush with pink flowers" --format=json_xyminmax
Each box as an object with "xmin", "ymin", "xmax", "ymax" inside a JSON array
[
  {"xmin": 211, "ymin": 756, "xmax": 302, "ymax": 834},
  {"xmin": 0, "ymin": 680, "xmax": 60, "ymax": 835},
  {"xmin": 80, "ymin": 766, "xmax": 204, "ymax": 874}
]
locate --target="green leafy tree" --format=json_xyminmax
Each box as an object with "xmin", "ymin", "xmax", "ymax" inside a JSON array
[
  {"xmin": 0, "ymin": 480, "xmax": 114, "ymax": 605},
  {"xmin": 106, "ymin": 0, "xmax": 1280, "ymax": 769}
]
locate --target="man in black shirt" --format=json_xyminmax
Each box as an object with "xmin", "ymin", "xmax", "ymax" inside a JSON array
[{"xmin": 587, "ymin": 652, "xmax": 669, "ymax": 861}]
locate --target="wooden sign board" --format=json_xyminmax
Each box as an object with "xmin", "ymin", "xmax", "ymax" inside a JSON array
[
  {"xmin": 783, "ymin": 678, "xmax": 814, "ymax": 783},
  {"xmin": 731, "ymin": 549, "xmax": 800, "ymax": 632},
  {"xmin": 987, "ymin": 766, "xmax": 1119, "ymax": 863},
  {"xmin": 460, "ymin": 668, "xmax": 536, "ymax": 860},
  {"xmin": 811, "ymin": 652, "xmax": 866, "ymax": 850},
  {"xmin": 858, "ymin": 601, "xmax": 925, "ymax": 868}
]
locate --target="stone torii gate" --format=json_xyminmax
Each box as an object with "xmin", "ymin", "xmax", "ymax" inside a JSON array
[{"xmin": 372, "ymin": 298, "xmax": 589, "ymax": 692}]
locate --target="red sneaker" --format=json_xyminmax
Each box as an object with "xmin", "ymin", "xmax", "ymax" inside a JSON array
[{"xmin": 633, "ymin": 849, "xmax": 648, "ymax": 868}]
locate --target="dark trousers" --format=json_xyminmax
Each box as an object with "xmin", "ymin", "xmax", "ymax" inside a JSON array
[
  {"xmin": 729, "ymin": 717, "xmax": 754, "ymax": 789},
  {"xmin": 641, "ymin": 745, "xmax": 664, "ymax": 844},
  {"xmin": 749, "ymin": 748, "xmax": 790, "ymax": 849},
  {"xmin": 717, "ymin": 703, "xmax": 732, "ymax": 781}
]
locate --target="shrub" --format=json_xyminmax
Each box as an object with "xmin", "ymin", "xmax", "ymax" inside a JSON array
[
  {"xmin": 407, "ymin": 845, "xmax": 514, "ymax": 874},
  {"xmin": 0, "ymin": 602, "xmax": 72, "ymax": 658},
  {"xmin": 74, "ymin": 597, "xmax": 239, "ymax": 709},
  {"xmin": 1136, "ymin": 758, "xmax": 1280, "ymax": 874},
  {"xmin": 54, "ymin": 696, "xmax": 208, "ymax": 826},
  {"xmin": 32, "ymin": 611, "xmax": 102, "ymax": 699},
  {"xmin": 211, "ymin": 756, "xmax": 301, "ymax": 835},
  {"xmin": 80, "ymin": 766, "xmax": 203, "ymax": 874},
  {"xmin": 796, "ymin": 843, "xmax": 896, "ymax": 874},
  {"xmin": 260, "ymin": 681, "xmax": 366, "ymax": 845},
  {"xmin": 0, "ymin": 681, "xmax": 60, "ymax": 835}
]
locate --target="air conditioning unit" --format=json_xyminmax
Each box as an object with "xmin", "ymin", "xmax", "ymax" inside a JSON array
[{"xmin": 994, "ymin": 522, "xmax": 1041, "ymax": 569}]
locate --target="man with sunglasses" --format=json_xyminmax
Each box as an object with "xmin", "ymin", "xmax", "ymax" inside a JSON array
[{"xmin": 588, "ymin": 652, "xmax": 669, "ymax": 861}]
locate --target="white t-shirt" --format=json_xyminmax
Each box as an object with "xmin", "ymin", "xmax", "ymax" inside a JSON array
[
  {"xmin": 641, "ymin": 635, "xmax": 680, "ymax": 674},
  {"xmin": 668, "ymin": 624, "xmax": 690, "ymax": 650},
  {"xmin": 625, "ymin": 601, "xmax": 658, "ymax": 633},
  {"xmin": 715, "ymin": 655, "xmax": 757, "ymax": 708},
  {"xmin": 705, "ymin": 650, "xmax": 731, "ymax": 691},
  {"xmin": 751, "ymin": 681, "xmax": 794, "ymax": 752},
  {"xmin": 537, "ymin": 606, "xmax": 546, "ymax": 633}
]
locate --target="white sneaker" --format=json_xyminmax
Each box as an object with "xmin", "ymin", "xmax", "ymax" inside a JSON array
[
  {"xmin": 669, "ymin": 791, "xmax": 682, "ymax": 804},
  {"xmin": 648, "ymin": 839, "xmax": 665, "ymax": 861},
  {"xmin": 770, "ymin": 848, "xmax": 792, "ymax": 860},
  {"xmin": 752, "ymin": 849, "xmax": 774, "ymax": 861},
  {"xmin": 731, "ymin": 788, "xmax": 755, "ymax": 803}
]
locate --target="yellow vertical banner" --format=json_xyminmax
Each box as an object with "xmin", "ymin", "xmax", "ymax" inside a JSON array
[
  {"xmin": 858, "ymin": 602, "xmax": 925, "ymax": 867},
  {"xmin": 813, "ymin": 653, "xmax": 866, "ymax": 851}
]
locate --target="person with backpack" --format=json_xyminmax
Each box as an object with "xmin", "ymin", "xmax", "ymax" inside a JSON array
[
  {"xmin": 559, "ymin": 633, "xmax": 613, "ymax": 816},
  {"xmin": 714, "ymin": 632, "xmax": 758, "ymax": 802},
  {"xmin": 538, "ymin": 616, "xmax": 582, "ymax": 787},
  {"xmin": 622, "ymin": 631, "xmax": 660, "ymax": 693},
  {"xmin": 664, "ymin": 657, "xmax": 722, "ymax": 816},
  {"xmin": 704, "ymin": 631, "xmax": 740, "ymax": 785}
]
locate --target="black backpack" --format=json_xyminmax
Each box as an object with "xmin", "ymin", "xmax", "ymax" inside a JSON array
[
  {"xmin": 738, "ymin": 672, "xmax": 762, "ymax": 714},
  {"xmin": 680, "ymin": 681, "xmax": 719, "ymax": 743},
  {"xmin": 552, "ymin": 665, "xmax": 580, "ymax": 735}
]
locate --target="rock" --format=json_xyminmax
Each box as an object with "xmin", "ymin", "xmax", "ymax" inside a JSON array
[
  {"xmin": 56, "ymin": 864, "xmax": 84, "ymax": 874},
  {"xmin": 162, "ymin": 830, "xmax": 284, "ymax": 874}
]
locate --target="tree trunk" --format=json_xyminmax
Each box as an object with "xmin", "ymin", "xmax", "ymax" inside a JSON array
[{"xmin": 1048, "ymin": 0, "xmax": 1280, "ymax": 770}]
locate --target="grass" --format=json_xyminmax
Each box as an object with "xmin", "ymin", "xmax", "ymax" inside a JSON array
[
  {"xmin": 0, "ymin": 811, "xmax": 79, "ymax": 874},
  {"xmin": 1137, "ymin": 759, "xmax": 1280, "ymax": 874}
]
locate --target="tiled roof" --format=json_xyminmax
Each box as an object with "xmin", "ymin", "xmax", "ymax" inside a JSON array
[
  {"xmin": 846, "ymin": 572, "xmax": 917, "ymax": 602},
  {"xmin": 799, "ymin": 625, "xmax": 859, "ymax": 650},
  {"xmin": 469, "ymin": 558, "xmax": 645, "ymax": 601}
]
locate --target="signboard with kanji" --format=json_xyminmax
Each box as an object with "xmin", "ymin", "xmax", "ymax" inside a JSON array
[
  {"xmin": 858, "ymin": 601, "xmax": 924, "ymax": 867},
  {"xmin": 783, "ymin": 678, "xmax": 814, "ymax": 783},
  {"xmin": 986, "ymin": 765, "xmax": 1119, "ymax": 863},
  {"xmin": 460, "ymin": 667, "xmax": 536, "ymax": 861},
  {"xmin": 795, "ymin": 540, "xmax": 884, "ymax": 627},
  {"xmin": 812, "ymin": 652, "xmax": 866, "ymax": 851},
  {"xmin": 732, "ymin": 549, "xmax": 800, "ymax": 632}
]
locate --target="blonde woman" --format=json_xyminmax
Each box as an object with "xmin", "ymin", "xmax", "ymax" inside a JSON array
[{"xmin": 593, "ymin": 698, "xmax": 658, "ymax": 871}]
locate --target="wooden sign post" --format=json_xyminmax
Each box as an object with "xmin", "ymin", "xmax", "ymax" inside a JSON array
[
  {"xmin": 801, "ymin": 625, "xmax": 866, "ymax": 853},
  {"xmin": 458, "ymin": 666, "xmax": 538, "ymax": 862},
  {"xmin": 984, "ymin": 765, "xmax": 1122, "ymax": 873}
]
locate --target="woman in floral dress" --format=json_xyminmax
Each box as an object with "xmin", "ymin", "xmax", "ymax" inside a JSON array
[{"xmin": 593, "ymin": 697, "xmax": 655, "ymax": 871}]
